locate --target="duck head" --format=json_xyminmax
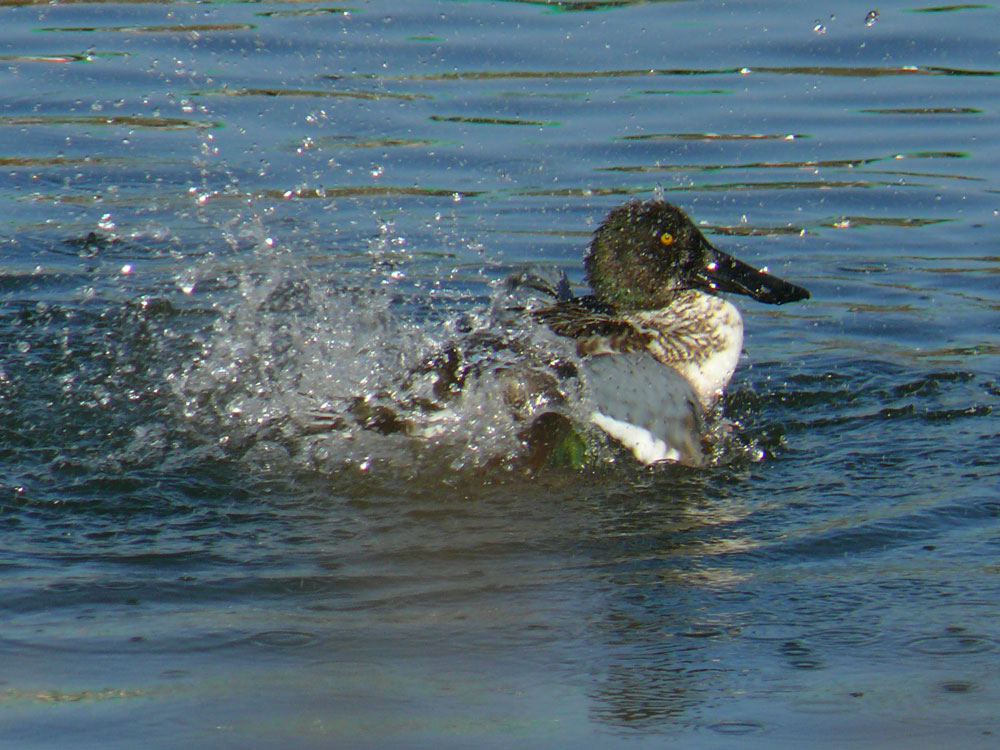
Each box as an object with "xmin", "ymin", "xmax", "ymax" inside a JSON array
[{"xmin": 585, "ymin": 200, "xmax": 810, "ymax": 311}]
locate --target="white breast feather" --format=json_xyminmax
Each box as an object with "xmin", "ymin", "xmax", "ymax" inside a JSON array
[
  {"xmin": 671, "ymin": 298, "xmax": 743, "ymax": 407},
  {"xmin": 635, "ymin": 293, "xmax": 744, "ymax": 408}
]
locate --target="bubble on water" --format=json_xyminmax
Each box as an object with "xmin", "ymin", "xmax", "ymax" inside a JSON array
[{"xmin": 865, "ymin": 9, "xmax": 879, "ymax": 27}]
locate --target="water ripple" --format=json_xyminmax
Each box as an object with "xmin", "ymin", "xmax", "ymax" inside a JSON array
[
  {"xmin": 246, "ymin": 630, "xmax": 322, "ymax": 649},
  {"xmin": 373, "ymin": 64, "xmax": 999, "ymax": 82},
  {"xmin": 905, "ymin": 632, "xmax": 998, "ymax": 656}
]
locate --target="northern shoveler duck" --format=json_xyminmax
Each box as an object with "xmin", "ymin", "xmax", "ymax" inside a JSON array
[
  {"xmin": 312, "ymin": 199, "xmax": 809, "ymax": 469},
  {"xmin": 521, "ymin": 199, "xmax": 810, "ymax": 466}
]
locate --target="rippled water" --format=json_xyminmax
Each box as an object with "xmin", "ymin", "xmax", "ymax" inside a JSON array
[{"xmin": 2, "ymin": 0, "xmax": 999, "ymax": 747}]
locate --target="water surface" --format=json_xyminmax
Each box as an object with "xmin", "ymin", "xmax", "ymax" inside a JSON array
[{"xmin": 2, "ymin": 1, "xmax": 999, "ymax": 747}]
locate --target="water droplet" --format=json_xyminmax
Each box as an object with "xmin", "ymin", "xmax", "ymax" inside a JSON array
[
  {"xmin": 865, "ymin": 9, "xmax": 879, "ymax": 27},
  {"xmin": 813, "ymin": 20, "xmax": 827, "ymax": 34}
]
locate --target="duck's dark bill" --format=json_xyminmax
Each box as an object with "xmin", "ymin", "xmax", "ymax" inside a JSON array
[{"xmin": 696, "ymin": 242, "xmax": 810, "ymax": 305}]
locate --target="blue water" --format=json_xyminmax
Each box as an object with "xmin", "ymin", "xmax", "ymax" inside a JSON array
[{"xmin": 2, "ymin": 1, "xmax": 999, "ymax": 747}]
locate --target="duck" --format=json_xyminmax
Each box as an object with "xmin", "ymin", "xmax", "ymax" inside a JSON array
[
  {"xmin": 311, "ymin": 199, "xmax": 809, "ymax": 469},
  {"xmin": 518, "ymin": 199, "xmax": 810, "ymax": 466}
]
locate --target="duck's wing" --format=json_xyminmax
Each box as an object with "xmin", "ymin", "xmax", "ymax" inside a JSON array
[
  {"xmin": 505, "ymin": 265, "xmax": 574, "ymax": 303},
  {"xmin": 581, "ymin": 350, "xmax": 705, "ymax": 466},
  {"xmin": 503, "ymin": 267, "xmax": 653, "ymax": 354},
  {"xmin": 533, "ymin": 300, "xmax": 654, "ymax": 356}
]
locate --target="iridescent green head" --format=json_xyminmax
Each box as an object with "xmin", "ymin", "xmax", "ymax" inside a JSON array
[{"xmin": 584, "ymin": 200, "xmax": 810, "ymax": 311}]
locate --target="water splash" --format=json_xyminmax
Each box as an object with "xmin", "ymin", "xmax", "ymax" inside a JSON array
[
  {"xmin": 164, "ymin": 239, "xmax": 773, "ymax": 480},
  {"xmin": 0, "ymin": 223, "xmax": 766, "ymax": 490},
  {"xmin": 166, "ymin": 240, "xmax": 602, "ymax": 477}
]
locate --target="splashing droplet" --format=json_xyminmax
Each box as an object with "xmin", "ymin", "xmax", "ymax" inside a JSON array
[
  {"xmin": 812, "ymin": 20, "xmax": 827, "ymax": 35},
  {"xmin": 865, "ymin": 9, "xmax": 879, "ymax": 27}
]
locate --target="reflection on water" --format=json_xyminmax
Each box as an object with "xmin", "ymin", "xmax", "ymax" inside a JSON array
[
  {"xmin": 0, "ymin": 114, "xmax": 219, "ymax": 129},
  {"xmin": 377, "ymin": 64, "xmax": 1000, "ymax": 81},
  {"xmin": 36, "ymin": 22, "xmax": 259, "ymax": 33},
  {"xmin": 1, "ymin": 0, "xmax": 1000, "ymax": 746}
]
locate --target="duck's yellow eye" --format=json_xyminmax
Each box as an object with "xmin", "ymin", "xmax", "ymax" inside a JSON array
[{"xmin": 659, "ymin": 232, "xmax": 674, "ymax": 246}]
